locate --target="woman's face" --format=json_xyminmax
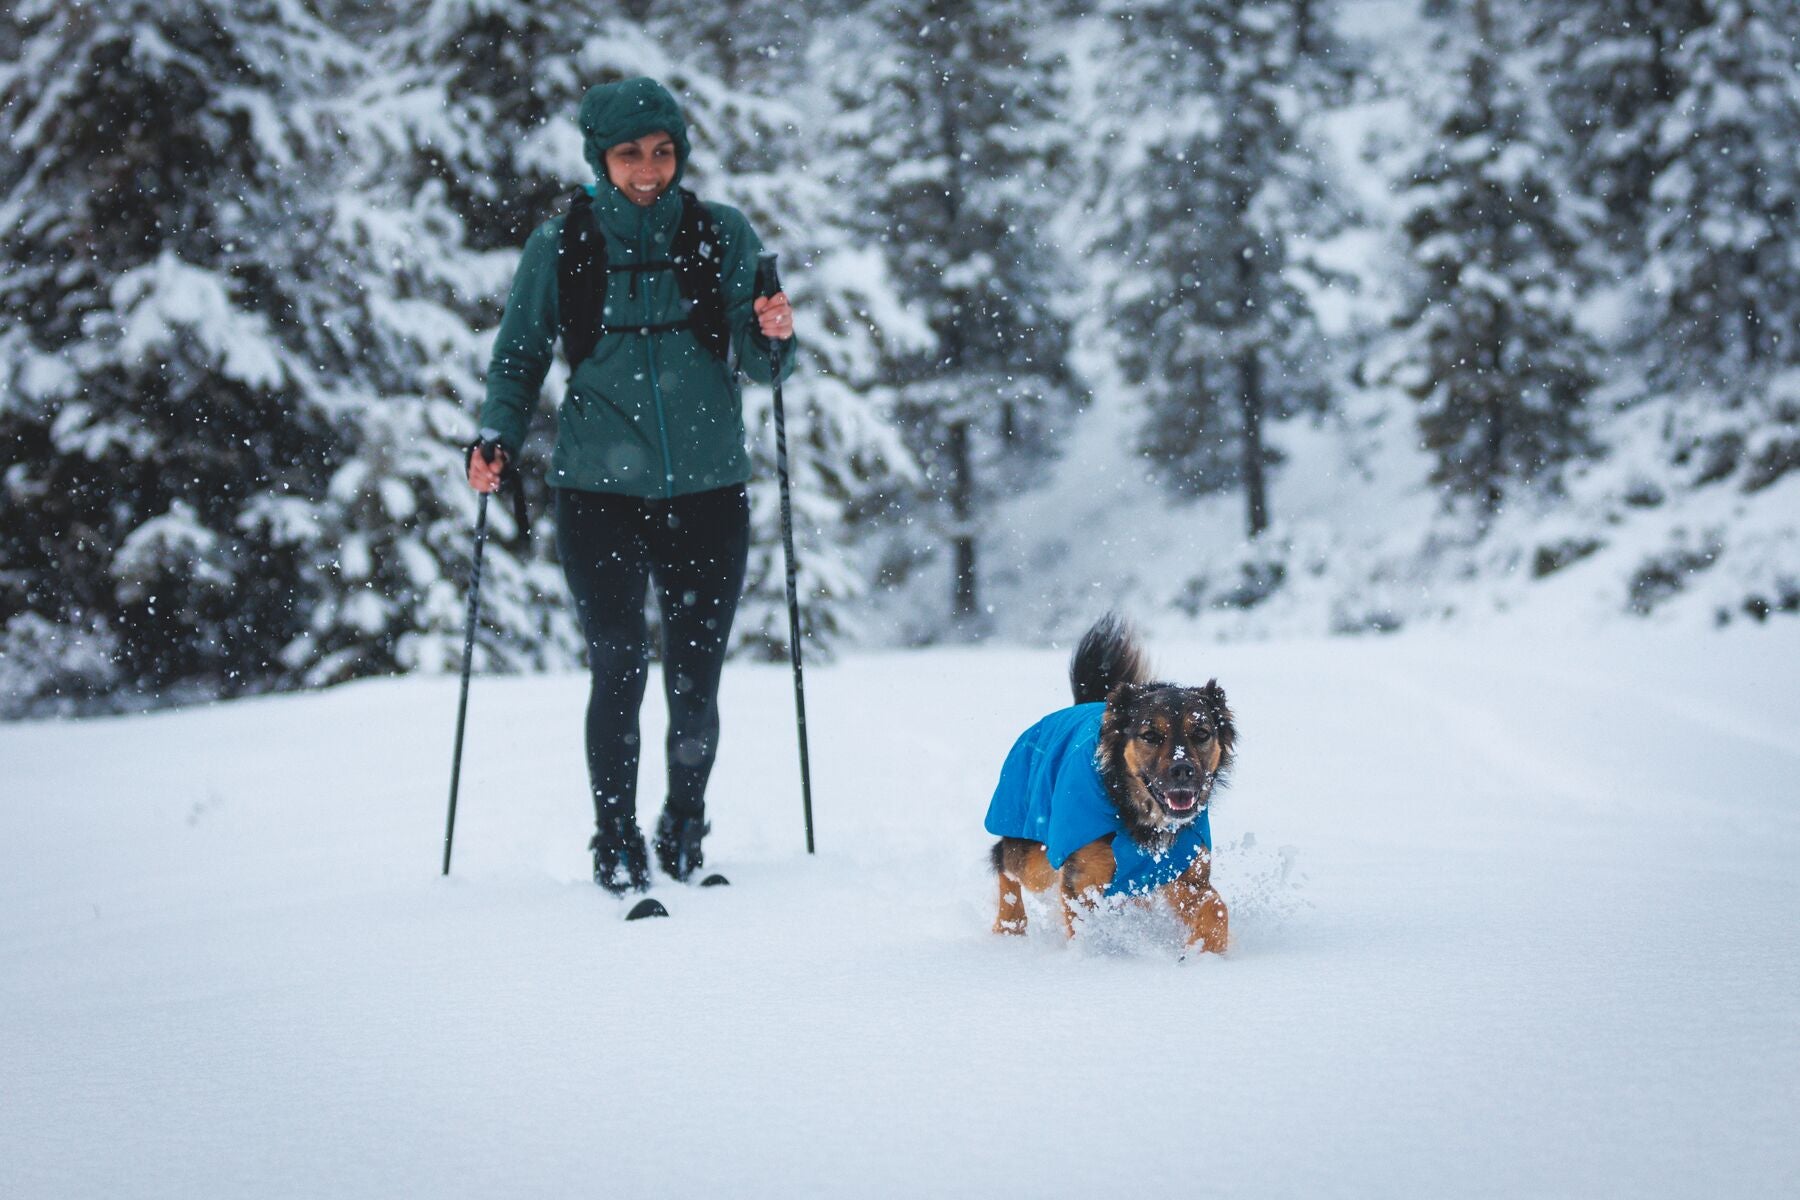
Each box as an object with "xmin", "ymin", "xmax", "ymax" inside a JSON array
[{"xmin": 604, "ymin": 131, "xmax": 678, "ymax": 206}]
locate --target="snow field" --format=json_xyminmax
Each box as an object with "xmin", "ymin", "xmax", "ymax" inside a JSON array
[{"xmin": 3, "ymin": 625, "xmax": 1798, "ymax": 1197}]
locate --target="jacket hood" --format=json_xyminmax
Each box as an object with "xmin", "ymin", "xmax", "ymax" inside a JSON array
[{"xmin": 578, "ymin": 77, "xmax": 690, "ymax": 188}]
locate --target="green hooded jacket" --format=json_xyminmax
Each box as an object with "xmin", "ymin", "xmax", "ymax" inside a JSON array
[{"xmin": 480, "ymin": 77, "xmax": 798, "ymax": 498}]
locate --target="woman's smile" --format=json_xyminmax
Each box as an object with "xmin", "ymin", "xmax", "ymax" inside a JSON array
[{"xmin": 605, "ymin": 131, "xmax": 678, "ymax": 206}]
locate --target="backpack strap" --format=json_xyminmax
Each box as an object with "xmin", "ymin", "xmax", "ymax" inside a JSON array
[
  {"xmin": 671, "ymin": 188, "xmax": 729, "ymax": 361},
  {"xmin": 555, "ymin": 186, "xmax": 730, "ymax": 366},
  {"xmin": 557, "ymin": 188, "xmax": 608, "ymax": 368}
]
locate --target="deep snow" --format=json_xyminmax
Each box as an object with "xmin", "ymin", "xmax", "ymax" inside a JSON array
[{"xmin": 4, "ymin": 624, "xmax": 1798, "ymax": 1197}]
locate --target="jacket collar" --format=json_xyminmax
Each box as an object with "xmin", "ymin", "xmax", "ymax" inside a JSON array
[{"xmin": 588, "ymin": 181, "xmax": 682, "ymax": 247}]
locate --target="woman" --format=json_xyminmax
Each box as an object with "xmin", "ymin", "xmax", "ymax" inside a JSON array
[{"xmin": 468, "ymin": 76, "xmax": 797, "ymax": 894}]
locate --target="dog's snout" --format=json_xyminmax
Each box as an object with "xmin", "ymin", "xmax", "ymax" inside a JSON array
[{"xmin": 1168, "ymin": 758, "xmax": 1197, "ymax": 785}]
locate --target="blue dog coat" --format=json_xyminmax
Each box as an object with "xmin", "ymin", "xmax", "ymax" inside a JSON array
[{"xmin": 984, "ymin": 703, "xmax": 1211, "ymax": 897}]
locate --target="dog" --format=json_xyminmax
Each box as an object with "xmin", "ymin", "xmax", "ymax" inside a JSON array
[{"xmin": 986, "ymin": 614, "xmax": 1236, "ymax": 953}]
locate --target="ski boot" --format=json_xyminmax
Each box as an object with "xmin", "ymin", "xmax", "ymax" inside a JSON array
[
  {"xmin": 654, "ymin": 807, "xmax": 710, "ymax": 883},
  {"xmin": 590, "ymin": 814, "xmax": 651, "ymax": 896}
]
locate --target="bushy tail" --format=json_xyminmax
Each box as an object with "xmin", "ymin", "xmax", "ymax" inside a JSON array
[{"xmin": 1070, "ymin": 613, "xmax": 1149, "ymax": 705}]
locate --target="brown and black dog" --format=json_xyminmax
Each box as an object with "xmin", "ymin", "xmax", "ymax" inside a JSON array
[{"xmin": 988, "ymin": 615, "xmax": 1237, "ymax": 953}]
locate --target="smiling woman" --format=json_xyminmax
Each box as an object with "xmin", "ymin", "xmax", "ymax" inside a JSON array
[
  {"xmin": 467, "ymin": 76, "xmax": 801, "ymax": 900},
  {"xmin": 604, "ymin": 132, "xmax": 679, "ymax": 207}
]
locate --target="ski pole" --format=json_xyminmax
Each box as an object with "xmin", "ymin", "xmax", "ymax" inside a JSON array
[
  {"xmin": 443, "ymin": 431, "xmax": 500, "ymax": 876},
  {"xmin": 756, "ymin": 253, "xmax": 816, "ymax": 855}
]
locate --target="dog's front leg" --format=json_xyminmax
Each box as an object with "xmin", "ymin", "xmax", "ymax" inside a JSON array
[
  {"xmin": 1169, "ymin": 851, "xmax": 1229, "ymax": 953},
  {"xmin": 1058, "ymin": 840, "xmax": 1117, "ymax": 938}
]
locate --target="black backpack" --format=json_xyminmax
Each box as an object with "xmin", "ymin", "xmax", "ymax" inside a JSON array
[{"xmin": 556, "ymin": 186, "xmax": 730, "ymax": 367}]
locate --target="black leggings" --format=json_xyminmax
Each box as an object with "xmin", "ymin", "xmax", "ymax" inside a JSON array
[{"xmin": 554, "ymin": 484, "xmax": 749, "ymax": 830}]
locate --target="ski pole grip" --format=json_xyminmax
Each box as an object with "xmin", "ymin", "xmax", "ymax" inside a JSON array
[
  {"xmin": 476, "ymin": 426, "xmax": 503, "ymax": 466},
  {"xmin": 755, "ymin": 253, "xmax": 782, "ymax": 300}
]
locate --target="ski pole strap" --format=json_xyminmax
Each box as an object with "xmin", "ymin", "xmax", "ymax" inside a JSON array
[{"xmin": 506, "ymin": 471, "xmax": 530, "ymax": 541}]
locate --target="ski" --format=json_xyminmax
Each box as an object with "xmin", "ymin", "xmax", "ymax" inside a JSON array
[
  {"xmin": 624, "ymin": 897, "xmax": 669, "ymax": 920},
  {"xmin": 620, "ymin": 874, "xmax": 727, "ymax": 919}
]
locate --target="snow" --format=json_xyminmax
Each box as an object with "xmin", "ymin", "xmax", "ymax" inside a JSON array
[
  {"xmin": 110, "ymin": 501, "xmax": 233, "ymax": 600},
  {"xmin": 110, "ymin": 253, "xmax": 289, "ymax": 390},
  {"xmin": 5, "ymin": 625, "xmax": 1798, "ymax": 1197}
]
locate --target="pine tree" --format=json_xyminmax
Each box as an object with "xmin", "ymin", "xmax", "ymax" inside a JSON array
[
  {"xmin": 1101, "ymin": 0, "xmax": 1327, "ymax": 538},
  {"xmin": 1526, "ymin": 0, "xmax": 1800, "ymax": 507},
  {"xmin": 386, "ymin": 0, "xmax": 916, "ymax": 662},
  {"xmin": 398, "ymin": 0, "xmax": 670, "ymax": 253},
  {"xmin": 1646, "ymin": 0, "xmax": 1800, "ymax": 378},
  {"xmin": 0, "ymin": 0, "xmax": 358, "ymax": 712},
  {"xmin": 1381, "ymin": 0, "xmax": 1599, "ymax": 518},
  {"xmin": 1528, "ymin": 0, "xmax": 1709, "ymax": 262},
  {"xmin": 283, "ymin": 0, "xmax": 646, "ymax": 684},
  {"xmin": 645, "ymin": 0, "xmax": 920, "ymax": 658},
  {"xmin": 820, "ymin": 0, "xmax": 1081, "ymax": 633}
]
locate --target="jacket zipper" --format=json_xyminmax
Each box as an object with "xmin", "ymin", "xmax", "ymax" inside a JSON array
[{"xmin": 640, "ymin": 226, "xmax": 676, "ymax": 499}]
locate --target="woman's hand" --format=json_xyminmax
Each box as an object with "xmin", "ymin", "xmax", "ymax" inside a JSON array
[
  {"xmin": 467, "ymin": 445, "xmax": 507, "ymax": 493},
  {"xmin": 753, "ymin": 292, "xmax": 794, "ymax": 341}
]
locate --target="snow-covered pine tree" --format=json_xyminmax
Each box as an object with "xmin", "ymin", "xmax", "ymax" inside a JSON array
[
  {"xmin": 1583, "ymin": 0, "xmax": 1800, "ymax": 563},
  {"xmin": 1100, "ymin": 0, "xmax": 1327, "ymax": 538},
  {"xmin": 0, "ymin": 0, "xmax": 361, "ymax": 713},
  {"xmin": 1527, "ymin": 0, "xmax": 1710, "ymax": 264},
  {"xmin": 394, "ymin": 0, "xmax": 607, "ymax": 255},
  {"xmin": 360, "ymin": 1, "xmax": 913, "ymax": 665},
  {"xmin": 1521, "ymin": 0, "xmax": 1800, "ymax": 513},
  {"xmin": 1646, "ymin": 0, "xmax": 1800, "ymax": 380},
  {"xmin": 644, "ymin": 0, "xmax": 921, "ymax": 659},
  {"xmin": 819, "ymin": 0, "xmax": 1081, "ymax": 635},
  {"xmin": 269, "ymin": 0, "xmax": 661, "ymax": 686},
  {"xmin": 1380, "ymin": 0, "xmax": 1599, "ymax": 519}
]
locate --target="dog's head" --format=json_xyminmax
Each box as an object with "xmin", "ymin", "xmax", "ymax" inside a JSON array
[{"xmin": 1098, "ymin": 679, "xmax": 1236, "ymax": 839}]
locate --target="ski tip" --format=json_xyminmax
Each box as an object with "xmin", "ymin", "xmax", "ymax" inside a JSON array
[
  {"xmin": 625, "ymin": 897, "xmax": 670, "ymax": 921},
  {"xmin": 699, "ymin": 873, "xmax": 730, "ymax": 888}
]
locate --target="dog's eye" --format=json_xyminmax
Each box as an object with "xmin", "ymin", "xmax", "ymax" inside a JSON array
[{"xmin": 1138, "ymin": 728, "xmax": 1164, "ymax": 746}]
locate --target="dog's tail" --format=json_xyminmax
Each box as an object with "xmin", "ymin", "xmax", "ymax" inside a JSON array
[{"xmin": 1070, "ymin": 612, "xmax": 1149, "ymax": 705}]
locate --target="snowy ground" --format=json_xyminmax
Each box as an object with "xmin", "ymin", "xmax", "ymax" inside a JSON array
[{"xmin": 5, "ymin": 624, "xmax": 1799, "ymax": 1198}]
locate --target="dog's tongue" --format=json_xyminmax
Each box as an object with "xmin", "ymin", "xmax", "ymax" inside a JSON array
[{"xmin": 1165, "ymin": 790, "xmax": 1198, "ymax": 812}]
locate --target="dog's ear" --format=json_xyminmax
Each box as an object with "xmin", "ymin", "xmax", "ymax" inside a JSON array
[
  {"xmin": 1104, "ymin": 680, "xmax": 1147, "ymax": 711},
  {"xmin": 1100, "ymin": 681, "xmax": 1146, "ymax": 747},
  {"xmin": 1198, "ymin": 679, "xmax": 1236, "ymax": 760}
]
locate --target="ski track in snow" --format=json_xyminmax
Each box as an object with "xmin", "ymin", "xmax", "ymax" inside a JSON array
[{"xmin": 3, "ymin": 627, "xmax": 1798, "ymax": 1198}]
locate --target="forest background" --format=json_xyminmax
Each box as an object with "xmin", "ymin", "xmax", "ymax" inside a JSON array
[{"xmin": 3, "ymin": 0, "xmax": 1796, "ymax": 717}]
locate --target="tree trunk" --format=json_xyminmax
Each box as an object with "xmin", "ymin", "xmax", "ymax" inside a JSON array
[
  {"xmin": 1473, "ymin": 0, "xmax": 1502, "ymax": 523},
  {"xmin": 1226, "ymin": 180, "xmax": 1270, "ymax": 539},
  {"xmin": 1481, "ymin": 389, "xmax": 1505, "ymax": 520},
  {"xmin": 1645, "ymin": 0, "xmax": 1677, "ymax": 104},
  {"xmin": 1469, "ymin": 0, "xmax": 1495, "ymax": 115},
  {"xmin": 1238, "ymin": 349, "xmax": 1269, "ymax": 539},
  {"xmin": 948, "ymin": 418, "xmax": 977, "ymax": 619},
  {"xmin": 1744, "ymin": 280, "xmax": 1762, "ymax": 366},
  {"xmin": 935, "ymin": 29, "xmax": 978, "ymax": 627},
  {"xmin": 1294, "ymin": 0, "xmax": 1314, "ymax": 56}
]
